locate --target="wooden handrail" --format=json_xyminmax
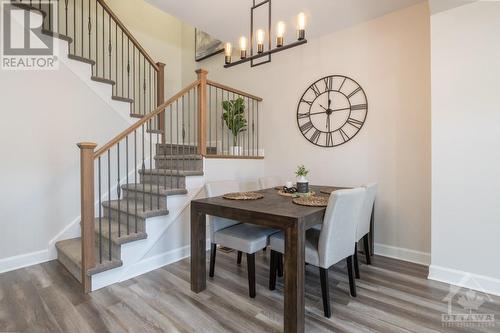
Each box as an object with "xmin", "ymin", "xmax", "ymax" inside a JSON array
[
  {"xmin": 206, "ymin": 80, "xmax": 263, "ymax": 102},
  {"xmin": 96, "ymin": 0, "xmax": 159, "ymax": 72},
  {"xmin": 93, "ymin": 79, "xmax": 200, "ymax": 159}
]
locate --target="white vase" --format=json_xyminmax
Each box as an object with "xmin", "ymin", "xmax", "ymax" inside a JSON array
[{"xmin": 230, "ymin": 146, "xmax": 243, "ymax": 156}]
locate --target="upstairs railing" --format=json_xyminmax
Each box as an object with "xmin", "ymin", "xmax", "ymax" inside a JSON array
[
  {"xmin": 13, "ymin": 0, "xmax": 165, "ymax": 130},
  {"xmin": 78, "ymin": 70, "xmax": 263, "ymax": 292}
]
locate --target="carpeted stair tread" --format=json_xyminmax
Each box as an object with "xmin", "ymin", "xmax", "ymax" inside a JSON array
[
  {"xmin": 139, "ymin": 168, "xmax": 204, "ymax": 176},
  {"xmin": 94, "ymin": 218, "xmax": 147, "ymax": 245},
  {"xmin": 121, "ymin": 184, "xmax": 188, "ymax": 196},
  {"xmin": 55, "ymin": 238, "xmax": 123, "ymax": 278},
  {"xmin": 102, "ymin": 199, "xmax": 169, "ymax": 219}
]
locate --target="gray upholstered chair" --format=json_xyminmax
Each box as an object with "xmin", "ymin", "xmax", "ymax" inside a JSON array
[
  {"xmin": 205, "ymin": 181, "xmax": 278, "ymax": 298},
  {"xmin": 258, "ymin": 176, "xmax": 283, "ymax": 190},
  {"xmin": 353, "ymin": 183, "xmax": 377, "ymax": 278},
  {"xmin": 269, "ymin": 188, "xmax": 366, "ymax": 318}
]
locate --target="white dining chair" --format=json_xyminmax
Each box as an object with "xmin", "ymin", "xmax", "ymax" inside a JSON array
[
  {"xmin": 258, "ymin": 176, "xmax": 283, "ymax": 190},
  {"xmin": 268, "ymin": 188, "xmax": 366, "ymax": 318},
  {"xmin": 205, "ymin": 180, "xmax": 278, "ymax": 298},
  {"xmin": 353, "ymin": 183, "xmax": 377, "ymax": 279}
]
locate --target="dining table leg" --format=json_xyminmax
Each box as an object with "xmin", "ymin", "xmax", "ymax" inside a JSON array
[
  {"xmin": 284, "ymin": 222, "xmax": 305, "ymax": 333},
  {"xmin": 190, "ymin": 204, "xmax": 206, "ymax": 293}
]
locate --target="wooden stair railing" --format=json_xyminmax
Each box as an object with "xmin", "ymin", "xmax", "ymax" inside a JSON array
[
  {"xmin": 77, "ymin": 70, "xmax": 263, "ymax": 292},
  {"xmin": 13, "ymin": 0, "xmax": 166, "ymax": 135}
]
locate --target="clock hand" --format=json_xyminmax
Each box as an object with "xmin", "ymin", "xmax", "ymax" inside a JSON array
[
  {"xmin": 328, "ymin": 91, "xmax": 332, "ymax": 108},
  {"xmin": 331, "ymin": 107, "xmax": 351, "ymax": 112},
  {"xmin": 319, "ymin": 104, "xmax": 328, "ymax": 111},
  {"xmin": 310, "ymin": 110, "xmax": 327, "ymax": 116}
]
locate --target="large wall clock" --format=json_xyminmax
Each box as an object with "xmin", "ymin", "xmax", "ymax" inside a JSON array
[{"xmin": 296, "ymin": 75, "xmax": 368, "ymax": 147}]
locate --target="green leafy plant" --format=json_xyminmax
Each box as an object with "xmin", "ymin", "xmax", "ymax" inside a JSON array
[
  {"xmin": 295, "ymin": 165, "xmax": 309, "ymax": 178},
  {"xmin": 222, "ymin": 97, "xmax": 247, "ymax": 146}
]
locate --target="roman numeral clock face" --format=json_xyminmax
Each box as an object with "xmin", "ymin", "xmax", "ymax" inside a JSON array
[{"xmin": 297, "ymin": 75, "xmax": 368, "ymax": 147}]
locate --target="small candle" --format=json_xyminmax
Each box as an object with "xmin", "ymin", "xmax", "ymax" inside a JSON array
[
  {"xmin": 224, "ymin": 42, "xmax": 232, "ymax": 64},
  {"xmin": 286, "ymin": 181, "xmax": 293, "ymax": 188},
  {"xmin": 256, "ymin": 29, "xmax": 265, "ymax": 53}
]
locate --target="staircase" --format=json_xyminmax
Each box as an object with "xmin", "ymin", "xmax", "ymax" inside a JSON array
[
  {"xmin": 55, "ymin": 144, "xmax": 205, "ymax": 284},
  {"xmin": 13, "ymin": 0, "xmax": 263, "ymax": 293}
]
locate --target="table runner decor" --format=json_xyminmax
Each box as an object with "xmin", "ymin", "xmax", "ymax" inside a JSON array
[
  {"xmin": 223, "ymin": 192, "xmax": 264, "ymax": 200},
  {"xmin": 292, "ymin": 196, "xmax": 329, "ymax": 207}
]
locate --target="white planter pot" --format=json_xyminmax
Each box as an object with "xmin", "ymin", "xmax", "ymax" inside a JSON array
[{"xmin": 230, "ymin": 146, "xmax": 243, "ymax": 156}]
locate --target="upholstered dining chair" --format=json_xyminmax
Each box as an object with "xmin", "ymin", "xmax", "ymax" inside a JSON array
[
  {"xmin": 268, "ymin": 188, "xmax": 366, "ymax": 318},
  {"xmin": 205, "ymin": 181, "xmax": 279, "ymax": 298},
  {"xmin": 353, "ymin": 183, "xmax": 378, "ymax": 279},
  {"xmin": 258, "ymin": 176, "xmax": 283, "ymax": 190}
]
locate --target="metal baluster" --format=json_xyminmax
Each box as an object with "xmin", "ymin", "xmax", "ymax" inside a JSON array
[
  {"xmin": 64, "ymin": 0, "xmax": 68, "ymax": 36},
  {"xmin": 95, "ymin": 1, "xmax": 98, "ymax": 76},
  {"xmin": 215, "ymin": 87, "xmax": 218, "ymax": 155},
  {"xmin": 108, "ymin": 14, "xmax": 111, "ymax": 81},
  {"xmin": 143, "ymin": 57, "xmax": 146, "ymax": 115},
  {"xmin": 134, "ymin": 130, "xmax": 138, "ymax": 233},
  {"xmin": 170, "ymin": 104, "xmax": 173, "ymax": 189},
  {"xmin": 88, "ymin": 0, "xmax": 91, "ymax": 61},
  {"xmin": 122, "ymin": 30, "xmax": 124, "ymax": 97},
  {"xmin": 187, "ymin": 90, "xmax": 190, "ymax": 157},
  {"xmin": 142, "ymin": 124, "xmax": 145, "ymax": 212},
  {"xmin": 156, "ymin": 132, "xmax": 160, "ymax": 209},
  {"xmin": 133, "ymin": 48, "xmax": 136, "ymax": 114},
  {"xmin": 102, "ymin": 6, "xmax": 104, "ymax": 78},
  {"xmin": 256, "ymin": 100, "xmax": 259, "ymax": 157},
  {"xmin": 107, "ymin": 149, "xmax": 111, "ymax": 261},
  {"xmin": 182, "ymin": 95, "xmax": 185, "ymax": 174},
  {"xmin": 73, "ymin": 0, "xmax": 75, "ymax": 54},
  {"xmin": 253, "ymin": 99, "xmax": 256, "ymax": 156},
  {"xmin": 114, "ymin": 21, "xmax": 117, "ymax": 95},
  {"xmin": 98, "ymin": 156, "xmax": 102, "ymax": 264},
  {"xmin": 209, "ymin": 85, "xmax": 212, "ymax": 155},
  {"xmin": 138, "ymin": 55, "xmax": 141, "ymax": 115},
  {"xmin": 117, "ymin": 142, "xmax": 121, "ymax": 238},
  {"xmin": 81, "ymin": 0, "xmax": 83, "ymax": 57},
  {"xmin": 126, "ymin": 136, "xmax": 129, "ymax": 235},
  {"xmin": 149, "ymin": 119, "xmax": 153, "ymax": 211},
  {"xmin": 127, "ymin": 38, "xmax": 130, "ymax": 100}
]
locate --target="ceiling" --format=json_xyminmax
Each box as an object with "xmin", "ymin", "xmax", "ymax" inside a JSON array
[
  {"xmin": 428, "ymin": 0, "xmax": 476, "ymax": 14},
  {"xmin": 146, "ymin": 0, "xmax": 427, "ymax": 43}
]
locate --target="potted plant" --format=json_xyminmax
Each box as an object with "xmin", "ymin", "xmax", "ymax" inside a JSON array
[
  {"xmin": 222, "ymin": 97, "xmax": 247, "ymax": 155},
  {"xmin": 295, "ymin": 165, "xmax": 309, "ymax": 193}
]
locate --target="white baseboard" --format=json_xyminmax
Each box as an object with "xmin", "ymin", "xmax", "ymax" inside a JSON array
[
  {"xmin": 0, "ymin": 249, "xmax": 52, "ymax": 274},
  {"xmin": 429, "ymin": 265, "xmax": 500, "ymax": 297},
  {"xmin": 374, "ymin": 243, "xmax": 430, "ymax": 266}
]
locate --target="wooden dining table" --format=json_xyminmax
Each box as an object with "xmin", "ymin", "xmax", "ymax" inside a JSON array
[{"xmin": 191, "ymin": 185, "xmax": 349, "ymax": 332}]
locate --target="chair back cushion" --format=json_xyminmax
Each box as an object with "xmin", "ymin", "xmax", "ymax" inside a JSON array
[
  {"xmin": 258, "ymin": 176, "xmax": 283, "ymax": 190},
  {"xmin": 205, "ymin": 181, "xmax": 241, "ymax": 238},
  {"xmin": 318, "ymin": 187, "xmax": 366, "ymax": 268},
  {"xmin": 356, "ymin": 183, "xmax": 378, "ymax": 241}
]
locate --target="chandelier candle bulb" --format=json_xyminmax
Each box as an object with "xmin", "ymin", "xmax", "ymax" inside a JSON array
[
  {"xmin": 297, "ymin": 12, "xmax": 306, "ymax": 40},
  {"xmin": 256, "ymin": 29, "xmax": 265, "ymax": 53},
  {"xmin": 276, "ymin": 21, "xmax": 285, "ymax": 47},
  {"xmin": 224, "ymin": 42, "xmax": 232, "ymax": 64},
  {"xmin": 239, "ymin": 36, "xmax": 247, "ymax": 59}
]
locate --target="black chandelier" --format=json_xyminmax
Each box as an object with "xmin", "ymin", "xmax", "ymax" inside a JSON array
[{"xmin": 224, "ymin": 0, "xmax": 307, "ymax": 68}]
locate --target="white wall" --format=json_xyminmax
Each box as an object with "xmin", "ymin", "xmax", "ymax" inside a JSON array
[
  {"xmin": 0, "ymin": 47, "xmax": 130, "ymax": 269},
  {"xmin": 189, "ymin": 3, "xmax": 432, "ymax": 263},
  {"xmin": 429, "ymin": 1, "xmax": 500, "ymax": 295}
]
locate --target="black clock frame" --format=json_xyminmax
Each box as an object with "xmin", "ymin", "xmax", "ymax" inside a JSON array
[{"xmin": 296, "ymin": 75, "xmax": 368, "ymax": 148}]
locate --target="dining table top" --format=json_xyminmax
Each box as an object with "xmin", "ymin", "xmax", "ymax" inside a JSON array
[{"xmin": 191, "ymin": 185, "xmax": 347, "ymax": 221}]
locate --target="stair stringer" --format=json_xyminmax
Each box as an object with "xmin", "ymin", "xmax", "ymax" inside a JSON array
[{"xmin": 91, "ymin": 174, "xmax": 207, "ymax": 291}]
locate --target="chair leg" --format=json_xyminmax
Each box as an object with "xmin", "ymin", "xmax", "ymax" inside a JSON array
[
  {"xmin": 277, "ymin": 253, "xmax": 283, "ymax": 277},
  {"xmin": 237, "ymin": 251, "xmax": 242, "ymax": 265},
  {"xmin": 319, "ymin": 267, "xmax": 331, "ymax": 318},
  {"xmin": 346, "ymin": 256, "xmax": 357, "ymax": 297},
  {"xmin": 363, "ymin": 234, "xmax": 372, "ymax": 265},
  {"xmin": 269, "ymin": 250, "xmax": 277, "ymax": 290},
  {"xmin": 209, "ymin": 243, "xmax": 217, "ymax": 278},
  {"xmin": 354, "ymin": 243, "xmax": 360, "ymax": 279},
  {"xmin": 247, "ymin": 253, "xmax": 256, "ymax": 298}
]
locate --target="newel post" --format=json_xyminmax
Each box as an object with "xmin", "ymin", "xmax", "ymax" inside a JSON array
[
  {"xmin": 196, "ymin": 69, "xmax": 208, "ymax": 156},
  {"xmin": 77, "ymin": 142, "xmax": 97, "ymax": 293},
  {"xmin": 156, "ymin": 62, "xmax": 166, "ymax": 143}
]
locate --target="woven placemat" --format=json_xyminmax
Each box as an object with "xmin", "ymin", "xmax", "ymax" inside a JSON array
[
  {"xmin": 319, "ymin": 187, "xmax": 345, "ymax": 195},
  {"xmin": 278, "ymin": 190, "xmax": 315, "ymax": 197},
  {"xmin": 223, "ymin": 192, "xmax": 264, "ymax": 200},
  {"xmin": 293, "ymin": 196, "xmax": 329, "ymax": 207}
]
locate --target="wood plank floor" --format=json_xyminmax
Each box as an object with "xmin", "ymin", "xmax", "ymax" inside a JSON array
[{"xmin": 1, "ymin": 251, "xmax": 499, "ymax": 332}]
